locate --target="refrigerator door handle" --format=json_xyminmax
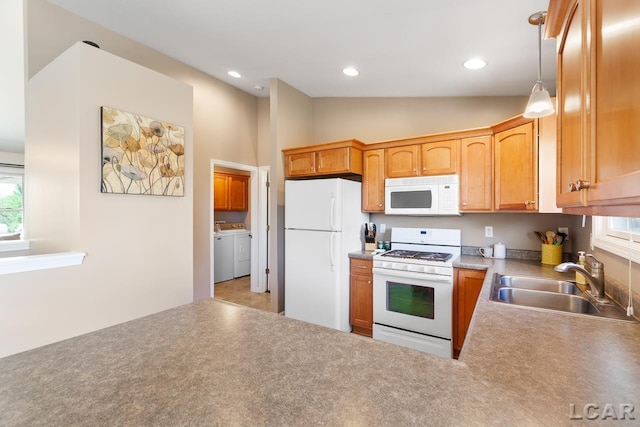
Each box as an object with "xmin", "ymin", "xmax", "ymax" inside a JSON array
[
  {"xmin": 330, "ymin": 196, "xmax": 336, "ymax": 231},
  {"xmin": 329, "ymin": 233, "xmax": 336, "ymax": 270}
]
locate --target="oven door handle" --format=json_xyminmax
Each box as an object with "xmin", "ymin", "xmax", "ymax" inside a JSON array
[{"xmin": 372, "ymin": 268, "xmax": 452, "ymax": 282}]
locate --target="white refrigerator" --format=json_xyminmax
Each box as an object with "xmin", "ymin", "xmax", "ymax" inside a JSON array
[{"xmin": 285, "ymin": 178, "xmax": 369, "ymax": 332}]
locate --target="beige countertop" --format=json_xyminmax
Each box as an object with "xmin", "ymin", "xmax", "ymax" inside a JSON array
[{"xmin": 1, "ymin": 256, "xmax": 639, "ymax": 425}]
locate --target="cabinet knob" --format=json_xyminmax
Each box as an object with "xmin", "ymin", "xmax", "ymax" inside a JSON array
[
  {"xmin": 569, "ymin": 179, "xmax": 590, "ymax": 192},
  {"xmin": 367, "ymin": 280, "xmax": 372, "ymax": 284},
  {"xmin": 378, "ymin": 203, "xmax": 383, "ymax": 207},
  {"xmin": 462, "ymin": 202, "xmax": 467, "ymax": 207},
  {"xmin": 576, "ymin": 179, "xmax": 590, "ymax": 190},
  {"xmin": 422, "ymin": 167, "xmax": 426, "ymax": 171}
]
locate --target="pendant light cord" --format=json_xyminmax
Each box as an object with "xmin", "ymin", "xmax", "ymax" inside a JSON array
[{"xmin": 536, "ymin": 20, "xmax": 543, "ymax": 83}]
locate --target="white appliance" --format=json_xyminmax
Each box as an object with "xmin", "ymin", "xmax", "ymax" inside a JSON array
[
  {"xmin": 213, "ymin": 233, "xmax": 234, "ymax": 283},
  {"xmin": 213, "ymin": 222, "xmax": 252, "ymax": 282},
  {"xmin": 234, "ymin": 231, "xmax": 251, "ymax": 277},
  {"xmin": 285, "ymin": 178, "xmax": 369, "ymax": 331},
  {"xmin": 373, "ymin": 227, "xmax": 461, "ymax": 358},
  {"xmin": 384, "ymin": 175, "xmax": 460, "ymax": 216}
]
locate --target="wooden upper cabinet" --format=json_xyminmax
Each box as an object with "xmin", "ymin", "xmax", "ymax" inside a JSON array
[
  {"xmin": 548, "ymin": 0, "xmax": 640, "ymax": 213},
  {"xmin": 459, "ymin": 135, "xmax": 493, "ymax": 211},
  {"xmin": 283, "ymin": 140, "xmax": 364, "ymax": 178},
  {"xmin": 556, "ymin": 0, "xmax": 588, "ymax": 208},
  {"xmin": 588, "ymin": 0, "xmax": 640, "ymax": 206},
  {"xmin": 316, "ymin": 147, "xmax": 350, "ymax": 175},
  {"xmin": 286, "ymin": 152, "xmax": 316, "ymax": 177},
  {"xmin": 213, "ymin": 173, "xmax": 229, "ymax": 211},
  {"xmin": 386, "ymin": 145, "xmax": 419, "ymax": 178},
  {"xmin": 214, "ymin": 172, "xmax": 249, "ymax": 211},
  {"xmin": 362, "ymin": 149, "xmax": 385, "ymax": 212},
  {"xmin": 228, "ymin": 175, "xmax": 249, "ymax": 211},
  {"xmin": 493, "ymin": 118, "xmax": 538, "ymax": 211},
  {"xmin": 420, "ymin": 139, "xmax": 459, "ymax": 175}
]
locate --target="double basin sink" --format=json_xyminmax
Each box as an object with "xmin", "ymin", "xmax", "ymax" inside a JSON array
[{"xmin": 489, "ymin": 274, "xmax": 635, "ymax": 322}]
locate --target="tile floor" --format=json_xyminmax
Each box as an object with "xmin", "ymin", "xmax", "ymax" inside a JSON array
[{"xmin": 214, "ymin": 276, "xmax": 271, "ymax": 312}]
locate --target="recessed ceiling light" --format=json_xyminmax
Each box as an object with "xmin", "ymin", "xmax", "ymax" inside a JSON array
[
  {"xmin": 228, "ymin": 71, "xmax": 241, "ymax": 78},
  {"xmin": 342, "ymin": 67, "xmax": 359, "ymax": 77},
  {"xmin": 463, "ymin": 58, "xmax": 487, "ymax": 70}
]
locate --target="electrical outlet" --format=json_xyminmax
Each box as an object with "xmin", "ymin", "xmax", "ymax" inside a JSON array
[
  {"xmin": 558, "ymin": 227, "xmax": 569, "ymax": 240},
  {"xmin": 485, "ymin": 226, "xmax": 493, "ymax": 238},
  {"xmin": 590, "ymin": 232, "xmax": 594, "ymax": 250},
  {"xmin": 379, "ymin": 223, "xmax": 386, "ymax": 234}
]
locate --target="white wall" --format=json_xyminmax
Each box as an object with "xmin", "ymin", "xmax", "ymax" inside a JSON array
[
  {"xmin": 269, "ymin": 79, "xmax": 313, "ymax": 312},
  {"xmin": 0, "ymin": 42, "xmax": 194, "ymax": 358}
]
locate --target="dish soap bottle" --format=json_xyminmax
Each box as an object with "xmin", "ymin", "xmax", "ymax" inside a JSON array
[{"xmin": 576, "ymin": 251, "xmax": 587, "ymax": 285}]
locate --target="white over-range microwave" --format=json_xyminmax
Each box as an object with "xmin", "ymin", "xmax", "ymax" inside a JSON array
[{"xmin": 384, "ymin": 175, "xmax": 460, "ymax": 216}]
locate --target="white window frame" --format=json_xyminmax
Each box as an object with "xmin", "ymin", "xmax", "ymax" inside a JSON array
[
  {"xmin": 0, "ymin": 164, "xmax": 28, "ymax": 252},
  {"xmin": 592, "ymin": 216, "xmax": 640, "ymax": 264}
]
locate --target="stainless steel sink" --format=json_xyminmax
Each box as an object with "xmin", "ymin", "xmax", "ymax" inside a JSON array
[
  {"xmin": 497, "ymin": 288, "xmax": 600, "ymax": 314},
  {"xmin": 498, "ymin": 275, "xmax": 581, "ymax": 295},
  {"xmin": 489, "ymin": 274, "xmax": 636, "ymax": 322}
]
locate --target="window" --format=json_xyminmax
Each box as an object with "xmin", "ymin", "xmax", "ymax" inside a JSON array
[
  {"xmin": 0, "ymin": 167, "xmax": 24, "ymax": 239},
  {"xmin": 593, "ymin": 216, "xmax": 640, "ymax": 263}
]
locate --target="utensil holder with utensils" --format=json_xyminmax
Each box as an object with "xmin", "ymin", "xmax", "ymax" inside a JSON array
[{"xmin": 541, "ymin": 243, "xmax": 563, "ymax": 265}]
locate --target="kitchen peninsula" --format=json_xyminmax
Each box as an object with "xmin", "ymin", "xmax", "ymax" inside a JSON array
[{"xmin": 1, "ymin": 257, "xmax": 639, "ymax": 426}]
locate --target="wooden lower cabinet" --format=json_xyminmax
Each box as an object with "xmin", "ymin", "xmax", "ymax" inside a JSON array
[
  {"xmin": 349, "ymin": 258, "xmax": 373, "ymax": 337},
  {"xmin": 452, "ymin": 268, "xmax": 486, "ymax": 359}
]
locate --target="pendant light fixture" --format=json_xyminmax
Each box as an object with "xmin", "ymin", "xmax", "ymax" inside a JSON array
[{"xmin": 523, "ymin": 11, "xmax": 555, "ymax": 118}]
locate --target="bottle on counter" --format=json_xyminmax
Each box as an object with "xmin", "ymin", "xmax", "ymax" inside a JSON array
[{"xmin": 576, "ymin": 251, "xmax": 588, "ymax": 285}]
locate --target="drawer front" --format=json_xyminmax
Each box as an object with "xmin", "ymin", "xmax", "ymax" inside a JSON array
[{"xmin": 350, "ymin": 258, "xmax": 372, "ymax": 275}]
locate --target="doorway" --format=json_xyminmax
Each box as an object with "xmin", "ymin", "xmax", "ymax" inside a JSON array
[{"xmin": 210, "ymin": 160, "xmax": 270, "ymax": 310}]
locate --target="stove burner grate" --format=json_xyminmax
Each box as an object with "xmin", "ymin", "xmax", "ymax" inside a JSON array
[{"xmin": 382, "ymin": 250, "xmax": 453, "ymax": 262}]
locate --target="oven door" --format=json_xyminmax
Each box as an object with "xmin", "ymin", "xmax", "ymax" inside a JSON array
[{"xmin": 373, "ymin": 268, "xmax": 452, "ymax": 339}]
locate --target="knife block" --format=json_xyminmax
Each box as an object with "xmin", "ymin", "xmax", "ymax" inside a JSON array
[{"xmin": 365, "ymin": 242, "xmax": 377, "ymax": 251}]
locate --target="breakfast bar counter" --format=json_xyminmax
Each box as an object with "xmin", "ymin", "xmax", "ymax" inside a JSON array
[{"xmin": 1, "ymin": 257, "xmax": 639, "ymax": 426}]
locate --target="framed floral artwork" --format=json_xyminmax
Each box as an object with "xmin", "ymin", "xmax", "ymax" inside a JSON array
[{"xmin": 101, "ymin": 106, "xmax": 185, "ymax": 196}]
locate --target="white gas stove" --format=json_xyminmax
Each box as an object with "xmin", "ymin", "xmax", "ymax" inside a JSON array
[{"xmin": 372, "ymin": 227, "xmax": 461, "ymax": 359}]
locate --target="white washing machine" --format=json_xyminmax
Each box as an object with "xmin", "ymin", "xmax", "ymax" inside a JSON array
[
  {"xmin": 214, "ymin": 222, "xmax": 251, "ymax": 281},
  {"xmin": 213, "ymin": 233, "xmax": 234, "ymax": 283}
]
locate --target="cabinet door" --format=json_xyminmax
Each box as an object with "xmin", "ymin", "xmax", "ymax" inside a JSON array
[
  {"xmin": 420, "ymin": 139, "xmax": 459, "ymax": 175},
  {"xmin": 350, "ymin": 259, "xmax": 373, "ymax": 337},
  {"xmin": 386, "ymin": 145, "xmax": 419, "ymax": 178},
  {"xmin": 228, "ymin": 175, "xmax": 249, "ymax": 211},
  {"xmin": 213, "ymin": 173, "xmax": 229, "ymax": 211},
  {"xmin": 452, "ymin": 268, "xmax": 486, "ymax": 359},
  {"xmin": 316, "ymin": 147, "xmax": 349, "ymax": 174},
  {"xmin": 494, "ymin": 121, "xmax": 538, "ymax": 211},
  {"xmin": 588, "ymin": 0, "xmax": 640, "ymax": 205},
  {"xmin": 556, "ymin": 0, "xmax": 589, "ymax": 208},
  {"xmin": 362, "ymin": 149, "xmax": 385, "ymax": 212},
  {"xmin": 286, "ymin": 152, "xmax": 316, "ymax": 177},
  {"xmin": 459, "ymin": 136, "xmax": 492, "ymax": 211}
]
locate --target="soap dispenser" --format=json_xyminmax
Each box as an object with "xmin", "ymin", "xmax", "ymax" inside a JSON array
[{"xmin": 576, "ymin": 251, "xmax": 587, "ymax": 285}]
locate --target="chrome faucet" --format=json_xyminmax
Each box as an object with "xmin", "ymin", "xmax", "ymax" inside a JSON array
[{"xmin": 555, "ymin": 254, "xmax": 609, "ymax": 303}]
